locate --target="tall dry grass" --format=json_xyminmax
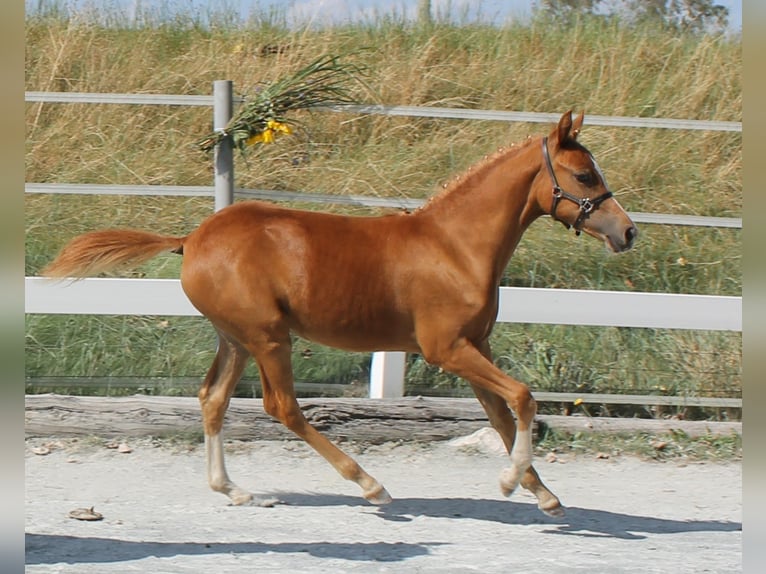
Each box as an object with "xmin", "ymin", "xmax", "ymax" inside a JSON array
[{"xmin": 24, "ymin": 7, "xmax": 741, "ymax": 415}]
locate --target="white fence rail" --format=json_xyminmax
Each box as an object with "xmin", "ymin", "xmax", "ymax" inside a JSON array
[
  {"xmin": 25, "ymin": 88, "xmax": 742, "ymax": 405},
  {"xmin": 25, "ymin": 277, "xmax": 742, "ymax": 332},
  {"xmin": 25, "ymin": 91, "xmax": 743, "ymax": 132},
  {"xmin": 24, "ymin": 277, "xmax": 743, "ymax": 406},
  {"xmin": 24, "ymin": 183, "xmax": 742, "ymax": 229}
]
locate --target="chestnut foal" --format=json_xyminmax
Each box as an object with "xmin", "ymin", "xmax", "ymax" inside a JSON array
[{"xmin": 44, "ymin": 111, "xmax": 637, "ymax": 517}]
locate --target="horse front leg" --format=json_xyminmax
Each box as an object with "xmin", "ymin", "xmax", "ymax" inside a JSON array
[
  {"xmin": 470, "ymin": 384, "xmax": 563, "ymax": 516},
  {"xmin": 471, "ymin": 340, "xmax": 564, "ymax": 516},
  {"xmin": 424, "ymin": 336, "xmax": 563, "ymax": 516}
]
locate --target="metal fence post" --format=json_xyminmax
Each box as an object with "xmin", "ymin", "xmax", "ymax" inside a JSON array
[
  {"xmin": 213, "ymin": 80, "xmax": 234, "ymax": 211},
  {"xmin": 369, "ymin": 352, "xmax": 407, "ymax": 398},
  {"xmin": 212, "ymin": 80, "xmax": 234, "ymax": 363}
]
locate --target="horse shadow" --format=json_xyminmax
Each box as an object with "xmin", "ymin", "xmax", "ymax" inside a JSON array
[
  {"xmin": 24, "ymin": 533, "xmax": 440, "ymax": 565},
  {"xmin": 25, "ymin": 493, "xmax": 741, "ymax": 565},
  {"xmin": 269, "ymin": 491, "xmax": 742, "ymax": 541}
]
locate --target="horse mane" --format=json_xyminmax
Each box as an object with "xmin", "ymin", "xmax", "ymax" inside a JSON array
[{"xmin": 418, "ymin": 136, "xmax": 536, "ymax": 213}]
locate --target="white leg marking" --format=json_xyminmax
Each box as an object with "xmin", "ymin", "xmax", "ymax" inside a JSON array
[
  {"xmin": 205, "ymin": 433, "xmax": 253, "ymax": 505},
  {"xmin": 500, "ymin": 428, "xmax": 533, "ymax": 497},
  {"xmin": 510, "ymin": 428, "xmax": 533, "ymax": 469},
  {"xmin": 205, "ymin": 434, "xmax": 227, "ymax": 487}
]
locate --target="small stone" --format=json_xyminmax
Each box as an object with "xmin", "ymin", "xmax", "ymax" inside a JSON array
[
  {"xmin": 545, "ymin": 452, "xmax": 558, "ymax": 463},
  {"xmin": 68, "ymin": 507, "xmax": 103, "ymax": 521}
]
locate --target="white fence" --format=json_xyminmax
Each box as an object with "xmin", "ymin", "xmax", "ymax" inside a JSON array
[
  {"xmin": 24, "ymin": 91, "xmax": 743, "ymax": 131},
  {"xmin": 24, "ymin": 87, "xmax": 742, "ymax": 406}
]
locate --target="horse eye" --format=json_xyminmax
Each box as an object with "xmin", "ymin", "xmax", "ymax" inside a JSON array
[{"xmin": 575, "ymin": 172, "xmax": 597, "ymax": 186}]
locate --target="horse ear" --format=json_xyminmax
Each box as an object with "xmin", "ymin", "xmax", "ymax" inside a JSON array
[
  {"xmin": 571, "ymin": 111, "xmax": 585, "ymax": 139},
  {"xmin": 550, "ymin": 110, "xmax": 574, "ymax": 149}
]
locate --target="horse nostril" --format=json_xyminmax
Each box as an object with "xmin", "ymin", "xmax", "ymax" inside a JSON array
[{"xmin": 625, "ymin": 226, "xmax": 638, "ymax": 246}]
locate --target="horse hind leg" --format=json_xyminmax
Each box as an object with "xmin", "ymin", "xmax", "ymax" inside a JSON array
[
  {"xmin": 198, "ymin": 331, "xmax": 272, "ymax": 506},
  {"xmin": 247, "ymin": 333, "xmax": 392, "ymax": 505}
]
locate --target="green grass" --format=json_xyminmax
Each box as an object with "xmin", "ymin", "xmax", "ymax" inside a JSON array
[
  {"xmin": 37, "ymin": 428, "xmax": 741, "ymax": 462},
  {"xmin": 24, "ymin": 5, "xmax": 741, "ymax": 418},
  {"xmin": 535, "ymin": 427, "xmax": 742, "ymax": 462}
]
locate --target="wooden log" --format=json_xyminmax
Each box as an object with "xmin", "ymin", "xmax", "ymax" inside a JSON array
[
  {"xmin": 24, "ymin": 394, "xmax": 741, "ymax": 442},
  {"xmin": 23, "ymin": 395, "xmax": 490, "ymax": 443}
]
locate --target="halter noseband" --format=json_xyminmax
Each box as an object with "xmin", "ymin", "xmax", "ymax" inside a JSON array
[{"xmin": 542, "ymin": 136, "xmax": 612, "ymax": 235}]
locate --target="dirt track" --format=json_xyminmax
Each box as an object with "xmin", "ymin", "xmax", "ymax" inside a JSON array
[{"xmin": 25, "ymin": 432, "xmax": 741, "ymax": 573}]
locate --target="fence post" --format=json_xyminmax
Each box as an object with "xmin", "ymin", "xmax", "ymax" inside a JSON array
[
  {"xmin": 213, "ymin": 80, "xmax": 234, "ymax": 211},
  {"xmin": 212, "ymin": 80, "xmax": 234, "ymax": 362},
  {"xmin": 369, "ymin": 352, "xmax": 407, "ymax": 398}
]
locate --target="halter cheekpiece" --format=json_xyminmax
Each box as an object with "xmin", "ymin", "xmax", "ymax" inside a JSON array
[{"xmin": 542, "ymin": 136, "xmax": 613, "ymax": 235}]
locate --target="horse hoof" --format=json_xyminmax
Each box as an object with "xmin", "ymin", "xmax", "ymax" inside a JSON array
[
  {"xmin": 364, "ymin": 484, "xmax": 393, "ymax": 505},
  {"xmin": 500, "ymin": 483, "xmax": 515, "ymax": 498},
  {"xmin": 541, "ymin": 504, "xmax": 566, "ymax": 518},
  {"xmin": 252, "ymin": 496, "xmax": 280, "ymax": 508},
  {"xmin": 499, "ymin": 468, "xmax": 521, "ymax": 497},
  {"xmin": 228, "ymin": 489, "xmax": 254, "ymax": 506}
]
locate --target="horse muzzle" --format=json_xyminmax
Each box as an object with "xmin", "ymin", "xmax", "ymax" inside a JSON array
[{"xmin": 597, "ymin": 218, "xmax": 638, "ymax": 253}]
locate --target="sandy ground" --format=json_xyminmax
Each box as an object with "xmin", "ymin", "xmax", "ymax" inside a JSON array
[{"xmin": 25, "ymin": 431, "xmax": 742, "ymax": 573}]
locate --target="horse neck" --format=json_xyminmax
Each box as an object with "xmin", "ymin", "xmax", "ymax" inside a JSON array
[{"xmin": 419, "ymin": 140, "xmax": 545, "ymax": 281}]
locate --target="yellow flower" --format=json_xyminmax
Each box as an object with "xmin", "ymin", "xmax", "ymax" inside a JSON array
[
  {"xmin": 245, "ymin": 128, "xmax": 274, "ymax": 145},
  {"xmin": 267, "ymin": 119, "xmax": 292, "ymax": 135},
  {"xmin": 245, "ymin": 132, "xmax": 266, "ymax": 145},
  {"xmin": 574, "ymin": 398, "xmax": 584, "ymax": 406},
  {"xmin": 245, "ymin": 120, "xmax": 292, "ymax": 146}
]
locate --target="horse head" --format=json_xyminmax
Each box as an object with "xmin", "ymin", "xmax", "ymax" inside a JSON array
[{"xmin": 537, "ymin": 111, "xmax": 637, "ymax": 253}]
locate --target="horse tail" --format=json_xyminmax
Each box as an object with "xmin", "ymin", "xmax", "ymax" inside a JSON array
[{"xmin": 42, "ymin": 229, "xmax": 186, "ymax": 278}]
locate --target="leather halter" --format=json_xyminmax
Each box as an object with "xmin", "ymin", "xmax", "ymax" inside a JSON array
[{"xmin": 542, "ymin": 136, "xmax": 613, "ymax": 235}]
